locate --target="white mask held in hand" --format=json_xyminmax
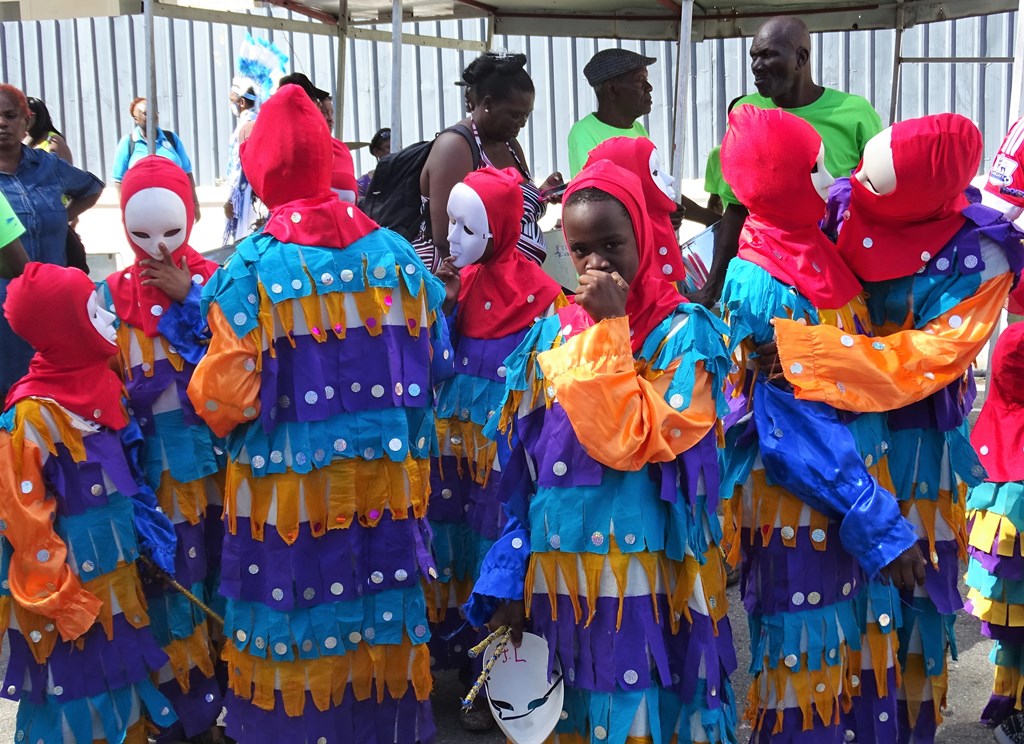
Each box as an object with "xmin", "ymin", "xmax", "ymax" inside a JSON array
[
  {"xmin": 87, "ymin": 290, "xmax": 117, "ymax": 344},
  {"xmin": 447, "ymin": 182, "xmax": 492, "ymax": 268},
  {"xmin": 809, "ymin": 143, "xmax": 835, "ymax": 202},
  {"xmin": 648, "ymin": 149, "xmax": 677, "ymax": 202},
  {"xmin": 855, "ymin": 128, "xmax": 897, "ymax": 196},
  {"xmin": 123, "ymin": 187, "xmax": 188, "ymax": 259}
]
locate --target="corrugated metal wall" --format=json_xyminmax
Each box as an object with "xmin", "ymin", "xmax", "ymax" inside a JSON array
[{"xmin": 1, "ymin": 8, "xmax": 1017, "ymax": 185}]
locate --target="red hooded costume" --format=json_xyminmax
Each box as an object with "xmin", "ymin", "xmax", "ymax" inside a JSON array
[
  {"xmin": 838, "ymin": 113, "xmax": 983, "ymax": 282},
  {"xmin": 586, "ymin": 136, "xmax": 685, "ymax": 282},
  {"xmin": 456, "ymin": 167, "xmax": 562, "ymax": 338},
  {"xmin": 105, "ymin": 156, "xmax": 218, "ymax": 337},
  {"xmin": 721, "ymin": 105, "xmax": 862, "ymax": 310},
  {"xmin": 5, "ymin": 263, "xmax": 125, "ymax": 430},
  {"xmin": 562, "ymin": 160, "xmax": 684, "ymax": 353},
  {"xmin": 241, "ymin": 85, "xmax": 377, "ymax": 249}
]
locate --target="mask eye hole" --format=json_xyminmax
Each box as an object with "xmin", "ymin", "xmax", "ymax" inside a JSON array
[
  {"xmin": 490, "ymin": 700, "xmax": 514, "ymax": 711},
  {"xmin": 463, "ymin": 226, "xmax": 475, "ymax": 236},
  {"xmin": 131, "ymin": 231, "xmax": 151, "ymax": 239},
  {"xmin": 526, "ymin": 698, "xmax": 547, "ymax": 711},
  {"xmin": 811, "ymin": 163, "xmax": 819, "ymax": 174},
  {"xmin": 165, "ymin": 228, "xmax": 182, "ymax": 238}
]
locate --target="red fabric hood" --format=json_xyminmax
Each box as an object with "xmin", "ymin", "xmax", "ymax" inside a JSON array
[
  {"xmin": 586, "ymin": 136, "xmax": 684, "ymax": 282},
  {"xmin": 456, "ymin": 167, "xmax": 562, "ymax": 338},
  {"xmin": 722, "ymin": 105, "xmax": 861, "ymax": 309},
  {"xmin": 972, "ymin": 322, "xmax": 1024, "ymax": 483},
  {"xmin": 5, "ymin": 263, "xmax": 126, "ymax": 429},
  {"xmin": 839, "ymin": 113, "xmax": 982, "ymax": 282},
  {"xmin": 564, "ymin": 160, "xmax": 684, "ymax": 352}
]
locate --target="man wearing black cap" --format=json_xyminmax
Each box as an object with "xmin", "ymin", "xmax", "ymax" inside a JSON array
[
  {"xmin": 279, "ymin": 72, "xmax": 334, "ymax": 128},
  {"xmin": 567, "ymin": 48, "xmax": 655, "ymax": 177}
]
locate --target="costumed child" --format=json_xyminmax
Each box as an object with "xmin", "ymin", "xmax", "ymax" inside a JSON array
[
  {"xmin": 770, "ymin": 113, "xmax": 1024, "ymax": 743},
  {"xmin": 0, "ymin": 262, "xmax": 179, "ymax": 742},
  {"xmin": 188, "ymin": 83, "xmax": 452, "ymax": 743},
  {"xmin": 99, "ymin": 155, "xmax": 226, "ymax": 743},
  {"xmin": 465, "ymin": 159, "xmax": 738, "ymax": 743},
  {"xmin": 718, "ymin": 105, "xmax": 921, "ymax": 743},
  {"xmin": 585, "ymin": 136, "xmax": 686, "ymax": 283},
  {"xmin": 966, "ymin": 324, "xmax": 1024, "ymax": 744},
  {"xmin": 427, "ymin": 166, "xmax": 564, "ymax": 729}
]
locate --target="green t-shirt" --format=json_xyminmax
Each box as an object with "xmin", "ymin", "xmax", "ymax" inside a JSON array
[
  {"xmin": 704, "ymin": 145, "xmax": 723, "ymax": 199},
  {"xmin": 567, "ymin": 113, "xmax": 649, "ymax": 177},
  {"xmin": 720, "ymin": 88, "xmax": 882, "ymax": 206},
  {"xmin": 0, "ymin": 192, "xmax": 25, "ymax": 249}
]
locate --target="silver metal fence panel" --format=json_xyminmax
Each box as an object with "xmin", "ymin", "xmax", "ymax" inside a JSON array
[{"xmin": 0, "ymin": 9, "xmax": 1017, "ymax": 184}]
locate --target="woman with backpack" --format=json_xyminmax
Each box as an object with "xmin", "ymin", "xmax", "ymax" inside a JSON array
[
  {"xmin": 415, "ymin": 52, "xmax": 563, "ymax": 270},
  {"xmin": 111, "ymin": 97, "xmax": 201, "ymax": 222}
]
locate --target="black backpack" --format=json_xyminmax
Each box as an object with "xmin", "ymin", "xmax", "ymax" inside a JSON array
[{"xmin": 360, "ymin": 123, "xmax": 480, "ymax": 241}]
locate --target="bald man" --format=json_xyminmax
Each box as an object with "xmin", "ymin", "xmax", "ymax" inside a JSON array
[{"xmin": 691, "ymin": 16, "xmax": 881, "ymax": 307}]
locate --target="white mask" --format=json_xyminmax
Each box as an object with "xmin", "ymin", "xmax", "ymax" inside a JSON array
[
  {"xmin": 124, "ymin": 187, "xmax": 188, "ymax": 259},
  {"xmin": 648, "ymin": 149, "xmax": 676, "ymax": 202},
  {"xmin": 856, "ymin": 128, "xmax": 897, "ymax": 196},
  {"xmin": 331, "ymin": 187, "xmax": 357, "ymax": 204},
  {"xmin": 485, "ymin": 632, "xmax": 564, "ymax": 744},
  {"xmin": 447, "ymin": 182, "xmax": 492, "ymax": 268},
  {"xmin": 810, "ymin": 143, "xmax": 835, "ymax": 202},
  {"xmin": 230, "ymin": 101, "xmax": 241, "ymax": 117},
  {"xmin": 87, "ymin": 290, "xmax": 117, "ymax": 344}
]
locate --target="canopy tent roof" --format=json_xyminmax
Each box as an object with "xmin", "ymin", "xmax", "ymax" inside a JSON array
[{"xmin": 283, "ymin": 0, "xmax": 1017, "ymax": 40}]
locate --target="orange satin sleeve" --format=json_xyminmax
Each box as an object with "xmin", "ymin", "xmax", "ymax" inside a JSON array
[
  {"xmin": 536, "ymin": 315, "xmax": 717, "ymax": 472},
  {"xmin": 775, "ymin": 272, "xmax": 1013, "ymax": 412},
  {"xmin": 187, "ymin": 302, "xmax": 262, "ymax": 437},
  {"xmin": 0, "ymin": 433, "xmax": 101, "ymax": 641}
]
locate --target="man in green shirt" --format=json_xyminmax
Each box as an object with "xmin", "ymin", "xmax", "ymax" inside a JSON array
[
  {"xmin": 0, "ymin": 191, "xmax": 28, "ymax": 279},
  {"xmin": 690, "ymin": 16, "xmax": 882, "ymax": 306},
  {"xmin": 567, "ymin": 49, "xmax": 655, "ymax": 177}
]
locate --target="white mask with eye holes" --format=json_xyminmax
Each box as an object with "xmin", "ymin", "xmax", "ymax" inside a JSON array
[
  {"xmin": 87, "ymin": 289, "xmax": 117, "ymax": 345},
  {"xmin": 855, "ymin": 128, "xmax": 896, "ymax": 196},
  {"xmin": 484, "ymin": 632, "xmax": 564, "ymax": 744},
  {"xmin": 810, "ymin": 143, "xmax": 835, "ymax": 202},
  {"xmin": 447, "ymin": 182, "xmax": 492, "ymax": 268},
  {"xmin": 648, "ymin": 149, "xmax": 677, "ymax": 202},
  {"xmin": 123, "ymin": 187, "xmax": 188, "ymax": 259}
]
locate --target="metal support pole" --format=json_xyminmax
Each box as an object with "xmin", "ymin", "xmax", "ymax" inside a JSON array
[
  {"xmin": 390, "ymin": 0, "xmax": 403, "ymax": 150},
  {"xmin": 670, "ymin": 0, "xmax": 693, "ymax": 185},
  {"xmin": 335, "ymin": 0, "xmax": 348, "ymax": 135},
  {"xmin": 888, "ymin": 27, "xmax": 903, "ymax": 125},
  {"xmin": 144, "ymin": 0, "xmax": 157, "ymax": 154},
  {"xmin": 1010, "ymin": 0, "xmax": 1024, "ymax": 122}
]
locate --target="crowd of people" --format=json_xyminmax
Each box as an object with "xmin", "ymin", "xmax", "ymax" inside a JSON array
[{"xmin": 0, "ymin": 12, "xmax": 1023, "ymax": 744}]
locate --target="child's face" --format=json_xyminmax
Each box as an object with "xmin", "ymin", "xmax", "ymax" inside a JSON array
[{"xmin": 563, "ymin": 198, "xmax": 639, "ymax": 284}]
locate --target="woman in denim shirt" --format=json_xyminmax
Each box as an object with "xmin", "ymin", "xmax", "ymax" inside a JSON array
[{"xmin": 0, "ymin": 84, "xmax": 103, "ymax": 398}]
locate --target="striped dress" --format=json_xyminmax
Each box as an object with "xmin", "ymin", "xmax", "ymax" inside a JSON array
[
  {"xmin": 772, "ymin": 207, "xmax": 1024, "ymax": 742},
  {"xmin": 467, "ymin": 302, "xmax": 737, "ymax": 744},
  {"xmin": 96, "ymin": 279, "xmax": 226, "ymax": 742},
  {"xmin": 721, "ymin": 259, "xmax": 906, "ymax": 744},
  {"xmin": 0, "ymin": 398, "xmax": 179, "ymax": 743},
  {"xmin": 188, "ymin": 226, "xmax": 451, "ymax": 743}
]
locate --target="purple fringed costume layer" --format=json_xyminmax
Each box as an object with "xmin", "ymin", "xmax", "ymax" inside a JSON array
[
  {"xmin": 43, "ymin": 431, "xmax": 140, "ymax": 518},
  {"xmin": 221, "ymin": 514, "xmax": 435, "ymax": 609},
  {"xmin": 428, "ymin": 454, "xmax": 505, "ymax": 539},
  {"xmin": 529, "ymin": 593, "xmax": 736, "ymax": 709},
  {"xmin": 2, "ymin": 614, "xmax": 168, "ymax": 706},
  {"xmin": 841, "ymin": 665, "xmax": 899, "ymax": 744},
  {"xmin": 888, "ymin": 372, "xmax": 976, "ymax": 434},
  {"xmin": 753, "ymin": 705, "xmax": 847, "ymax": 743},
  {"xmin": 739, "ymin": 524, "xmax": 859, "ymax": 616},
  {"xmin": 126, "ymin": 357, "xmax": 205, "ymax": 431},
  {"xmin": 153, "ymin": 664, "xmax": 224, "ymax": 742},
  {"xmin": 451, "ymin": 331, "xmax": 526, "ymax": 383},
  {"xmin": 896, "ymin": 696, "xmax": 938, "ymax": 744},
  {"xmin": 257, "ymin": 327, "xmax": 432, "ymax": 431},
  {"xmin": 223, "ymin": 687, "xmax": 436, "ymax": 744},
  {"xmin": 912, "ymin": 538, "xmax": 963, "ymax": 616}
]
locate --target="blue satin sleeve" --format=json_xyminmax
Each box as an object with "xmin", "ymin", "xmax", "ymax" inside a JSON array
[
  {"xmin": 156, "ymin": 283, "xmax": 209, "ymax": 365},
  {"xmin": 462, "ymin": 514, "xmax": 530, "ymax": 627},
  {"xmin": 119, "ymin": 412, "xmax": 178, "ymax": 575},
  {"xmin": 755, "ymin": 379, "xmax": 917, "ymax": 577}
]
